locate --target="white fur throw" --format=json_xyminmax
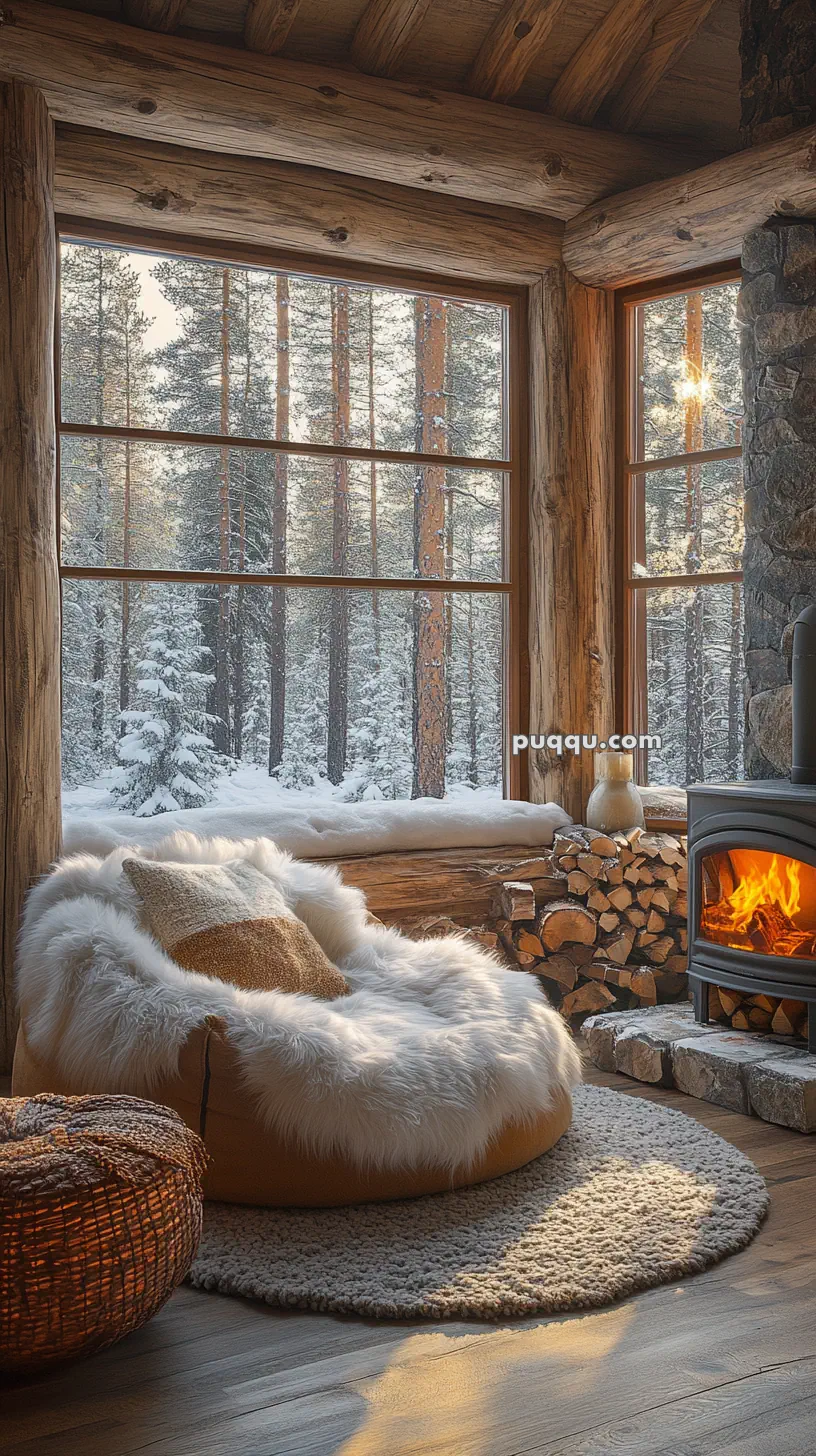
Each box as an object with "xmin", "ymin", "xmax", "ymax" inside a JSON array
[{"xmin": 17, "ymin": 834, "xmax": 581, "ymax": 1173}]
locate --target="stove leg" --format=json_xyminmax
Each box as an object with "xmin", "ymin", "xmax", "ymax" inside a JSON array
[
  {"xmin": 809, "ymin": 1007, "xmax": 816, "ymax": 1057},
  {"xmin": 692, "ymin": 980, "xmax": 710, "ymax": 1025}
]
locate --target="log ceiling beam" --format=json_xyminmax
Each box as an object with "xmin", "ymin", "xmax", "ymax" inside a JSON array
[
  {"xmin": 121, "ymin": 0, "xmax": 190, "ymax": 30},
  {"xmin": 467, "ymin": 0, "xmax": 568, "ymax": 104},
  {"xmin": 0, "ymin": 1, "xmax": 708, "ymax": 221},
  {"xmin": 120, "ymin": 0, "xmax": 189, "ymax": 29},
  {"xmin": 351, "ymin": 0, "xmax": 431, "ymax": 78},
  {"xmin": 54, "ymin": 125, "xmax": 563, "ymax": 284},
  {"xmin": 244, "ymin": 0, "xmax": 302, "ymax": 55},
  {"xmin": 563, "ymin": 122, "xmax": 816, "ymax": 288},
  {"xmin": 547, "ymin": 0, "xmax": 659, "ymax": 127},
  {"xmin": 607, "ymin": 0, "xmax": 719, "ymax": 132}
]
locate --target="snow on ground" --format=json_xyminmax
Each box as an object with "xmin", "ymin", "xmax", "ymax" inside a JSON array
[
  {"xmin": 62, "ymin": 765, "xmax": 571, "ymax": 859},
  {"xmin": 62, "ymin": 763, "xmax": 503, "ymax": 820}
]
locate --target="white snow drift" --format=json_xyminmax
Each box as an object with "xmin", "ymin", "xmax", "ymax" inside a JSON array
[{"xmin": 63, "ymin": 791, "xmax": 572, "ymax": 861}]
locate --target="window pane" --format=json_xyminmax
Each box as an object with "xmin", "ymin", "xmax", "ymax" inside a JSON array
[
  {"xmin": 637, "ymin": 282, "xmax": 742, "ymax": 462},
  {"xmin": 638, "ymin": 581, "xmax": 744, "ymax": 786},
  {"xmin": 61, "ymin": 580, "xmax": 504, "ymax": 815},
  {"xmin": 633, "ymin": 457, "xmax": 744, "ymax": 577},
  {"xmin": 60, "ymin": 438, "xmax": 505, "ymax": 582},
  {"xmin": 59, "ymin": 241, "xmax": 506, "ymax": 461}
]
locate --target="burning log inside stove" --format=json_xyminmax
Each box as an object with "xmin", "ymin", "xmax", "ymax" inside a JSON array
[{"xmin": 747, "ymin": 901, "xmax": 798, "ymax": 953}]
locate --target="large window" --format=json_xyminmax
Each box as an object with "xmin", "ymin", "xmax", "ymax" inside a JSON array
[
  {"xmin": 619, "ymin": 270, "xmax": 743, "ymax": 787},
  {"xmin": 57, "ymin": 230, "xmax": 525, "ymax": 818}
]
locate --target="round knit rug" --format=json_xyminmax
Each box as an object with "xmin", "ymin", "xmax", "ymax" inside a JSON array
[{"xmin": 188, "ymin": 1086, "xmax": 769, "ymax": 1321}]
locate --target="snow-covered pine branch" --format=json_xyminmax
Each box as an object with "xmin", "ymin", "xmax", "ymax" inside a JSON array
[{"xmin": 110, "ymin": 592, "xmax": 232, "ymax": 816}]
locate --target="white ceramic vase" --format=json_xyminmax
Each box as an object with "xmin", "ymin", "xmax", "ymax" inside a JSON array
[{"xmin": 585, "ymin": 750, "xmax": 645, "ymax": 833}]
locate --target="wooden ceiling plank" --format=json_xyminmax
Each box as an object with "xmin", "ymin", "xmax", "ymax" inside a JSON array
[
  {"xmin": 467, "ymin": 0, "xmax": 569, "ymax": 104},
  {"xmin": 547, "ymin": 0, "xmax": 659, "ymax": 127},
  {"xmin": 53, "ymin": 125, "xmax": 563, "ymax": 284},
  {"xmin": 607, "ymin": 0, "xmax": 720, "ymax": 132},
  {"xmin": 351, "ymin": 0, "xmax": 432, "ymax": 78},
  {"xmin": 0, "ymin": 0, "xmax": 707, "ymax": 222},
  {"xmin": 563, "ymin": 122, "xmax": 816, "ymax": 288},
  {"xmin": 244, "ymin": 0, "xmax": 302, "ymax": 54},
  {"xmin": 121, "ymin": 0, "xmax": 190, "ymax": 30}
]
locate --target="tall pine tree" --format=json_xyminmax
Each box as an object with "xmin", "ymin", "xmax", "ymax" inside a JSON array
[
  {"xmin": 152, "ymin": 258, "xmax": 279, "ymax": 757},
  {"xmin": 111, "ymin": 591, "xmax": 226, "ymax": 816},
  {"xmin": 60, "ymin": 244, "xmax": 155, "ymax": 785},
  {"xmin": 412, "ymin": 295, "xmax": 448, "ymax": 799}
]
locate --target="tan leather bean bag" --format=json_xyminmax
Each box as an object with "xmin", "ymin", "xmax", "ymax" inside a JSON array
[{"xmin": 13, "ymin": 1018, "xmax": 572, "ymax": 1207}]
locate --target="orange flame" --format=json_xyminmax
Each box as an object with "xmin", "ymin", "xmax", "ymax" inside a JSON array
[
  {"xmin": 701, "ymin": 849, "xmax": 816, "ymax": 959},
  {"xmin": 722, "ymin": 852, "xmax": 802, "ymax": 933}
]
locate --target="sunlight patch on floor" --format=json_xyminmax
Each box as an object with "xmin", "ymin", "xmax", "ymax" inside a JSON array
[{"xmin": 337, "ymin": 1304, "xmax": 637, "ymax": 1456}]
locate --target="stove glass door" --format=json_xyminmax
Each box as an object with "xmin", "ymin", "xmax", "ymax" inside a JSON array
[{"xmin": 700, "ymin": 847, "xmax": 816, "ymax": 959}]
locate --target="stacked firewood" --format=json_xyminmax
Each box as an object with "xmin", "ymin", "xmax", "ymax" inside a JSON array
[
  {"xmin": 396, "ymin": 825, "xmax": 689, "ymax": 1024},
  {"xmin": 708, "ymin": 985, "xmax": 809, "ymax": 1039},
  {"xmin": 487, "ymin": 826, "xmax": 688, "ymax": 1021}
]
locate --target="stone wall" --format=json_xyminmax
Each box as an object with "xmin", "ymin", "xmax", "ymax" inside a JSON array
[{"xmin": 740, "ymin": 218, "xmax": 816, "ymax": 777}]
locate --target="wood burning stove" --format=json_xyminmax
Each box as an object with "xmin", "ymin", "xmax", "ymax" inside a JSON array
[
  {"xmin": 688, "ymin": 608, "xmax": 816, "ymax": 1051},
  {"xmin": 688, "ymin": 782, "xmax": 816, "ymax": 1050}
]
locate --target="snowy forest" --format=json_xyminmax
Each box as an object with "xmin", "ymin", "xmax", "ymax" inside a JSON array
[
  {"xmin": 633, "ymin": 281, "xmax": 744, "ymax": 787},
  {"xmin": 59, "ymin": 240, "xmax": 508, "ymax": 816},
  {"xmin": 59, "ymin": 247, "xmax": 746, "ymax": 817}
]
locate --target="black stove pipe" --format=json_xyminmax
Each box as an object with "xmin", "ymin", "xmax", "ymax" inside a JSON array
[{"xmin": 791, "ymin": 604, "xmax": 816, "ymax": 784}]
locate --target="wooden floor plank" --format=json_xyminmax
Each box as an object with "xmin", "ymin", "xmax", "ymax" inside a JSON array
[
  {"xmin": 537, "ymin": 1360, "xmax": 816, "ymax": 1455},
  {"xmin": 3, "ymin": 1067, "xmax": 816, "ymax": 1455}
]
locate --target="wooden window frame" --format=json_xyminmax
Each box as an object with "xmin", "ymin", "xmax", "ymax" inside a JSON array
[
  {"xmin": 615, "ymin": 260, "xmax": 742, "ymax": 787},
  {"xmin": 55, "ymin": 217, "xmax": 529, "ymax": 800}
]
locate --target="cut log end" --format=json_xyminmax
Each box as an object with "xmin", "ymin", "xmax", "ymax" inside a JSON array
[
  {"xmin": 494, "ymin": 880, "xmax": 537, "ymax": 922},
  {"xmin": 537, "ymin": 899, "xmax": 598, "ymax": 952}
]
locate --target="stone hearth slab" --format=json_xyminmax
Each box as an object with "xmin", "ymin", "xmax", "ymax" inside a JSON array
[
  {"xmin": 584, "ymin": 1004, "xmax": 816, "ymax": 1132},
  {"xmin": 747, "ymin": 1057, "xmax": 816, "ymax": 1134},
  {"xmin": 582, "ymin": 1006, "xmax": 713, "ymax": 1079},
  {"xmin": 618, "ymin": 1009, "xmax": 721, "ymax": 1085},
  {"xmin": 672, "ymin": 1033, "xmax": 800, "ymax": 1115}
]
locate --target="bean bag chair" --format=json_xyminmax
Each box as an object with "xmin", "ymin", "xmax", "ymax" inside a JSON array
[{"xmin": 12, "ymin": 834, "xmax": 581, "ymax": 1206}]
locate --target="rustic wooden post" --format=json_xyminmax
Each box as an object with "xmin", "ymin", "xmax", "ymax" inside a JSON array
[
  {"xmin": 0, "ymin": 80, "xmax": 61, "ymax": 1074},
  {"xmin": 528, "ymin": 264, "xmax": 615, "ymax": 822}
]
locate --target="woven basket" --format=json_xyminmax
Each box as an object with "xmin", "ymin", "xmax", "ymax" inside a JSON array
[{"xmin": 0, "ymin": 1094, "xmax": 207, "ymax": 1375}]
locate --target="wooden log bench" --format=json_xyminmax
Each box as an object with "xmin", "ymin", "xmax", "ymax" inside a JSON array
[{"xmin": 316, "ymin": 845, "xmax": 567, "ymax": 923}]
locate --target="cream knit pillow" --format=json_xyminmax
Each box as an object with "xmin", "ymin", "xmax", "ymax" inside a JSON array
[{"xmin": 122, "ymin": 858, "xmax": 349, "ymax": 1000}]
